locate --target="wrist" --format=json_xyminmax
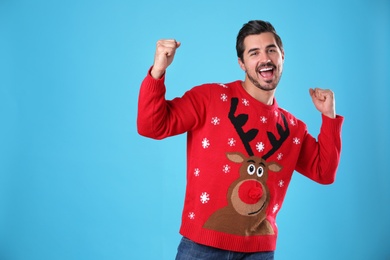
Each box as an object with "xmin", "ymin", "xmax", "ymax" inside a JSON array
[
  {"xmin": 323, "ymin": 111, "xmax": 336, "ymax": 119},
  {"xmin": 150, "ymin": 66, "xmax": 165, "ymax": 79}
]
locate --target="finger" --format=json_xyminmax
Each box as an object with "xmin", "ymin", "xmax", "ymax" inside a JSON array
[
  {"xmin": 309, "ymin": 88, "xmax": 315, "ymax": 97},
  {"xmin": 156, "ymin": 40, "xmax": 180, "ymax": 57},
  {"xmin": 309, "ymin": 88, "xmax": 321, "ymax": 100},
  {"xmin": 157, "ymin": 39, "xmax": 179, "ymax": 49},
  {"xmin": 310, "ymin": 88, "xmax": 327, "ymax": 100}
]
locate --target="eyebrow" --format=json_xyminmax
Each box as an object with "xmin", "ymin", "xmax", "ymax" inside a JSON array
[
  {"xmin": 247, "ymin": 44, "xmax": 278, "ymax": 54},
  {"xmin": 259, "ymin": 162, "xmax": 266, "ymax": 167}
]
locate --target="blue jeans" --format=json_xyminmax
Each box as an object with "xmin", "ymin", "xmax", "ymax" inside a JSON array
[{"xmin": 175, "ymin": 237, "xmax": 275, "ymax": 260}]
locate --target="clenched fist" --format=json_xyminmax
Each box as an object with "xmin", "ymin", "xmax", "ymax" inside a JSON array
[
  {"xmin": 151, "ymin": 39, "xmax": 181, "ymax": 79},
  {"xmin": 309, "ymin": 88, "xmax": 336, "ymax": 119}
]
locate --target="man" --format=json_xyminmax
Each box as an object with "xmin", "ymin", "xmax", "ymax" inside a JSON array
[{"xmin": 137, "ymin": 20, "xmax": 343, "ymax": 260}]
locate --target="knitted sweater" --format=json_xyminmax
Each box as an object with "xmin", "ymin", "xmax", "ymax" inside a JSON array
[{"xmin": 137, "ymin": 70, "xmax": 344, "ymax": 252}]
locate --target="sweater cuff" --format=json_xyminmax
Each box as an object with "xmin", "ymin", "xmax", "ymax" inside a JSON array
[
  {"xmin": 141, "ymin": 66, "xmax": 166, "ymax": 93},
  {"xmin": 321, "ymin": 114, "xmax": 344, "ymax": 134}
]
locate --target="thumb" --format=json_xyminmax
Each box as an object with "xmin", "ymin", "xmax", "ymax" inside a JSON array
[{"xmin": 309, "ymin": 88, "xmax": 315, "ymax": 97}]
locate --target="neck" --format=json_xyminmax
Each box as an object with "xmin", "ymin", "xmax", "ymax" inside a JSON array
[{"xmin": 241, "ymin": 80, "xmax": 275, "ymax": 105}]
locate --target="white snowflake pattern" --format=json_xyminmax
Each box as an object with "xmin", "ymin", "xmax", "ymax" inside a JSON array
[
  {"xmin": 277, "ymin": 153, "xmax": 283, "ymax": 160},
  {"xmin": 211, "ymin": 117, "xmax": 220, "ymax": 125},
  {"xmin": 293, "ymin": 137, "xmax": 300, "ymax": 145},
  {"xmin": 290, "ymin": 118, "xmax": 296, "ymax": 126},
  {"xmin": 227, "ymin": 138, "xmax": 236, "ymax": 147},
  {"xmin": 242, "ymin": 98, "xmax": 250, "ymax": 106},
  {"xmin": 200, "ymin": 192, "xmax": 210, "ymax": 204},
  {"xmin": 220, "ymin": 93, "xmax": 228, "ymax": 102},
  {"xmin": 278, "ymin": 180, "xmax": 284, "ymax": 187},
  {"xmin": 260, "ymin": 116, "xmax": 267, "ymax": 123},
  {"xmin": 273, "ymin": 204, "xmax": 280, "ymax": 213},
  {"xmin": 188, "ymin": 212, "xmax": 195, "ymax": 220},
  {"xmin": 219, "ymin": 83, "xmax": 228, "ymax": 88},
  {"xmin": 256, "ymin": 142, "xmax": 265, "ymax": 152},
  {"xmin": 194, "ymin": 168, "xmax": 200, "ymax": 177},
  {"xmin": 222, "ymin": 164, "xmax": 231, "ymax": 173},
  {"xmin": 274, "ymin": 111, "xmax": 279, "ymax": 117},
  {"xmin": 202, "ymin": 138, "xmax": 210, "ymax": 149}
]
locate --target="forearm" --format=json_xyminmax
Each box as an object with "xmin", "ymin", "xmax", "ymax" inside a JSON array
[
  {"xmin": 137, "ymin": 70, "xmax": 168, "ymax": 139},
  {"xmin": 137, "ymin": 69, "xmax": 204, "ymax": 139},
  {"xmin": 296, "ymin": 114, "xmax": 344, "ymax": 184}
]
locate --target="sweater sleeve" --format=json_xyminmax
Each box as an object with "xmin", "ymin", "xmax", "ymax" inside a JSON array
[
  {"xmin": 295, "ymin": 114, "xmax": 344, "ymax": 184},
  {"xmin": 137, "ymin": 69, "xmax": 209, "ymax": 139}
]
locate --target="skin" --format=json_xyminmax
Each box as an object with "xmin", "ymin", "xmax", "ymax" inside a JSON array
[
  {"xmin": 238, "ymin": 33, "xmax": 284, "ymax": 105},
  {"xmin": 150, "ymin": 39, "xmax": 181, "ymax": 79},
  {"xmin": 150, "ymin": 35, "xmax": 336, "ymax": 119}
]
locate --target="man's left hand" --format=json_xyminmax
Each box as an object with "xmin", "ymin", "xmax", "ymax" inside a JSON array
[{"xmin": 309, "ymin": 88, "xmax": 336, "ymax": 119}]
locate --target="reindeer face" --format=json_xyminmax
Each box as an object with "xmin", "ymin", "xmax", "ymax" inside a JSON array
[{"xmin": 227, "ymin": 152, "xmax": 282, "ymax": 216}]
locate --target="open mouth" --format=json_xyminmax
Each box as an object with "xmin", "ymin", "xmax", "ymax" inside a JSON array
[{"xmin": 259, "ymin": 67, "xmax": 275, "ymax": 80}]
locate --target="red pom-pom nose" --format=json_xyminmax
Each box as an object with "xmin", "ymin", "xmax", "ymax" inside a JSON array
[{"xmin": 238, "ymin": 180, "xmax": 263, "ymax": 204}]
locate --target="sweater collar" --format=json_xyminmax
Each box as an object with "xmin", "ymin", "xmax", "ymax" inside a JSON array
[{"xmin": 233, "ymin": 80, "xmax": 279, "ymax": 112}]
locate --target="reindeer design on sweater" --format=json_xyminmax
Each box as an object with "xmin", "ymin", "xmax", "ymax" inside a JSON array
[{"xmin": 203, "ymin": 97, "xmax": 290, "ymax": 236}]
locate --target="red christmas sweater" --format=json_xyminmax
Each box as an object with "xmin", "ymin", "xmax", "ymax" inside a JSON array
[{"xmin": 137, "ymin": 70, "xmax": 344, "ymax": 252}]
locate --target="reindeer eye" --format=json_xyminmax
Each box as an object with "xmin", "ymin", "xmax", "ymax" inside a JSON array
[
  {"xmin": 247, "ymin": 164, "xmax": 256, "ymax": 175},
  {"xmin": 257, "ymin": 166, "xmax": 264, "ymax": 177}
]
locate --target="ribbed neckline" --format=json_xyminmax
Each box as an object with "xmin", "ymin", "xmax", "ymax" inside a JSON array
[{"xmin": 230, "ymin": 80, "xmax": 279, "ymax": 112}]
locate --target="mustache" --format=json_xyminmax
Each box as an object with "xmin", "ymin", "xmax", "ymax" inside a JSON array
[{"xmin": 257, "ymin": 62, "xmax": 276, "ymax": 70}]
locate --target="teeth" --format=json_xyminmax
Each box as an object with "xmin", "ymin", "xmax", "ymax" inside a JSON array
[{"xmin": 260, "ymin": 68, "xmax": 273, "ymax": 72}]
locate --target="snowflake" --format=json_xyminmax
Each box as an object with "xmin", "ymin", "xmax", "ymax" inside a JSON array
[
  {"xmin": 219, "ymin": 83, "xmax": 228, "ymax": 88},
  {"xmin": 260, "ymin": 116, "xmax": 267, "ymax": 123},
  {"xmin": 273, "ymin": 204, "xmax": 280, "ymax": 213},
  {"xmin": 211, "ymin": 117, "xmax": 220, "ymax": 125},
  {"xmin": 242, "ymin": 98, "xmax": 250, "ymax": 106},
  {"xmin": 200, "ymin": 192, "xmax": 210, "ymax": 204},
  {"xmin": 293, "ymin": 137, "xmax": 300, "ymax": 145},
  {"xmin": 222, "ymin": 164, "xmax": 231, "ymax": 173},
  {"xmin": 277, "ymin": 153, "xmax": 283, "ymax": 160},
  {"xmin": 290, "ymin": 118, "xmax": 296, "ymax": 126},
  {"xmin": 256, "ymin": 142, "xmax": 265, "ymax": 152},
  {"xmin": 227, "ymin": 138, "xmax": 236, "ymax": 147},
  {"xmin": 194, "ymin": 168, "xmax": 200, "ymax": 177},
  {"xmin": 278, "ymin": 180, "xmax": 284, "ymax": 187},
  {"xmin": 274, "ymin": 111, "xmax": 279, "ymax": 117},
  {"xmin": 220, "ymin": 93, "xmax": 228, "ymax": 102},
  {"xmin": 188, "ymin": 212, "xmax": 195, "ymax": 220},
  {"xmin": 202, "ymin": 138, "xmax": 210, "ymax": 149}
]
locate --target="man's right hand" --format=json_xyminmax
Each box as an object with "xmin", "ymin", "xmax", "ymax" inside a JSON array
[{"xmin": 151, "ymin": 39, "xmax": 181, "ymax": 79}]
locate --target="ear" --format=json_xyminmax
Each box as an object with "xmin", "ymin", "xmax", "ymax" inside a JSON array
[
  {"xmin": 267, "ymin": 162, "xmax": 282, "ymax": 172},
  {"xmin": 226, "ymin": 152, "xmax": 245, "ymax": 163},
  {"xmin": 281, "ymin": 49, "xmax": 285, "ymax": 63},
  {"xmin": 238, "ymin": 57, "xmax": 246, "ymax": 72}
]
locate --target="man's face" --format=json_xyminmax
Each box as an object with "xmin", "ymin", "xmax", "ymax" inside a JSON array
[{"xmin": 239, "ymin": 32, "xmax": 285, "ymax": 91}]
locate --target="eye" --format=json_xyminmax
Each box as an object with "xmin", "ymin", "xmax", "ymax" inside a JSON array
[
  {"xmin": 250, "ymin": 51, "xmax": 259, "ymax": 56},
  {"xmin": 247, "ymin": 164, "xmax": 256, "ymax": 175},
  {"xmin": 257, "ymin": 166, "xmax": 264, "ymax": 177}
]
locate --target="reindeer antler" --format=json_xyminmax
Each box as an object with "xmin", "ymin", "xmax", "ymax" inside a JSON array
[
  {"xmin": 262, "ymin": 113, "xmax": 290, "ymax": 160},
  {"xmin": 228, "ymin": 98, "xmax": 290, "ymax": 159},
  {"xmin": 228, "ymin": 98, "xmax": 258, "ymax": 156}
]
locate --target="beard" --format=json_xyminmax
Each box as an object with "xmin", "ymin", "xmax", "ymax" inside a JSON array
[
  {"xmin": 245, "ymin": 62, "xmax": 282, "ymax": 91},
  {"xmin": 246, "ymin": 70, "xmax": 282, "ymax": 92}
]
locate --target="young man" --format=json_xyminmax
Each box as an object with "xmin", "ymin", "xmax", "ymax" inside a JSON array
[{"xmin": 137, "ymin": 20, "xmax": 344, "ymax": 260}]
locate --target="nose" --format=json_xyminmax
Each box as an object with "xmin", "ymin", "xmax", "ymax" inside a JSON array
[
  {"xmin": 238, "ymin": 180, "xmax": 263, "ymax": 204},
  {"xmin": 259, "ymin": 51, "xmax": 271, "ymax": 64},
  {"xmin": 260, "ymin": 56, "xmax": 272, "ymax": 65}
]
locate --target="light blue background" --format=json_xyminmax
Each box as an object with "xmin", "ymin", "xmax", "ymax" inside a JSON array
[{"xmin": 1, "ymin": 0, "xmax": 389, "ymax": 259}]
